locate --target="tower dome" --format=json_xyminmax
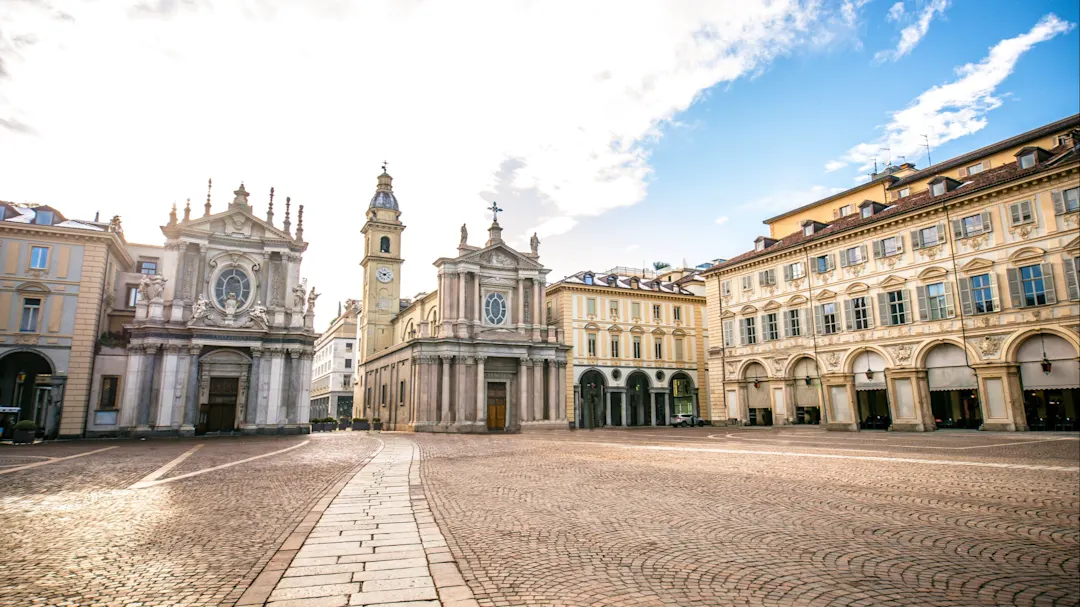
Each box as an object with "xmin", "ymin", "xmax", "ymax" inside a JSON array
[{"xmin": 369, "ymin": 166, "xmax": 399, "ymax": 211}]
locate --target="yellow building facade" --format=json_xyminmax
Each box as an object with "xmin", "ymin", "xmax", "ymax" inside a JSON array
[
  {"xmin": 546, "ymin": 267, "xmax": 710, "ymax": 428},
  {"xmin": 704, "ymin": 115, "xmax": 1080, "ymax": 432}
]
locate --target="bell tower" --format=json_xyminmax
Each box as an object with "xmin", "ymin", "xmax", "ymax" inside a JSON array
[{"xmin": 359, "ymin": 165, "xmax": 404, "ymax": 360}]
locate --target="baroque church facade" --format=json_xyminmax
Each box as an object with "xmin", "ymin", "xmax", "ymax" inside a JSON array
[
  {"xmin": 353, "ymin": 169, "xmax": 570, "ymax": 432},
  {"xmin": 88, "ymin": 183, "xmax": 317, "ymax": 437}
]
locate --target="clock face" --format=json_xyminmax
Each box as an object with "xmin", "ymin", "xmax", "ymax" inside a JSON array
[{"xmin": 376, "ymin": 267, "xmax": 394, "ymax": 283}]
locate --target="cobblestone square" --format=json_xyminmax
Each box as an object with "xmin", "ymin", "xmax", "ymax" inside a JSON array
[{"xmin": 1, "ymin": 428, "xmax": 1077, "ymax": 606}]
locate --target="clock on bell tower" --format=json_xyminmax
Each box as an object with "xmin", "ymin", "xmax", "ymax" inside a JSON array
[{"xmin": 359, "ymin": 165, "xmax": 404, "ymax": 359}]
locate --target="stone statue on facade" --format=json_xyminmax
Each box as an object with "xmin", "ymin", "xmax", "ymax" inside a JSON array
[
  {"xmin": 292, "ymin": 282, "xmax": 307, "ymax": 311},
  {"xmin": 224, "ymin": 292, "xmax": 239, "ymax": 319},
  {"xmin": 137, "ymin": 274, "xmax": 168, "ymax": 302},
  {"xmin": 530, "ymin": 232, "xmax": 540, "ymax": 255},
  {"xmin": 345, "ymin": 298, "xmax": 362, "ymax": 317},
  {"xmin": 460, "ymin": 223, "xmax": 468, "ymax": 245},
  {"xmin": 248, "ymin": 300, "xmax": 269, "ymax": 327},
  {"xmin": 306, "ymin": 287, "xmax": 320, "ymax": 314},
  {"xmin": 189, "ymin": 294, "xmax": 215, "ymax": 326}
]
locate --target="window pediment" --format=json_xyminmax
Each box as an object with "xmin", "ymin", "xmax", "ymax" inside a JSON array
[
  {"xmin": 607, "ymin": 324, "xmax": 622, "ymax": 333},
  {"xmin": 1062, "ymin": 236, "xmax": 1079, "ymax": 253},
  {"xmin": 583, "ymin": 322, "xmax": 601, "ymax": 331},
  {"xmin": 763, "ymin": 300, "xmax": 781, "ymax": 311},
  {"xmin": 630, "ymin": 325, "xmax": 645, "ymax": 334},
  {"xmin": 15, "ymin": 281, "xmax": 50, "ymax": 293},
  {"xmin": 720, "ymin": 310, "xmax": 736, "ymax": 319},
  {"xmin": 672, "ymin": 328, "xmax": 687, "ymax": 337},
  {"xmin": 816, "ymin": 289, "xmax": 836, "ymax": 301},
  {"xmin": 878, "ymin": 274, "xmax": 907, "ymax": 289},
  {"xmin": 917, "ymin": 266, "xmax": 948, "ymax": 281},
  {"xmin": 960, "ymin": 258, "xmax": 995, "ymax": 274},
  {"xmin": 739, "ymin": 305, "xmax": 758, "ymax": 315},
  {"xmin": 845, "ymin": 282, "xmax": 869, "ymax": 294},
  {"xmin": 1008, "ymin": 246, "xmax": 1046, "ymax": 263},
  {"xmin": 786, "ymin": 294, "xmax": 808, "ymax": 305},
  {"xmin": 651, "ymin": 328, "xmax": 666, "ymax": 336}
]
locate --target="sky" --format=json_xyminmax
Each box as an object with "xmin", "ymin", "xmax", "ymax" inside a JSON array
[{"xmin": 1, "ymin": 0, "xmax": 1078, "ymax": 330}]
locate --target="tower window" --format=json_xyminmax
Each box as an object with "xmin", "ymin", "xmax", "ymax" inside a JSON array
[{"xmin": 379, "ymin": 236, "xmax": 391, "ymax": 253}]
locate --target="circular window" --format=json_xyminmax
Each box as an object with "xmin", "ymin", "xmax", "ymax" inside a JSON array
[
  {"xmin": 655, "ymin": 370, "xmax": 665, "ymax": 382},
  {"xmin": 215, "ymin": 268, "xmax": 251, "ymax": 308},
  {"xmin": 611, "ymin": 369, "xmax": 622, "ymax": 381},
  {"xmin": 484, "ymin": 292, "xmax": 507, "ymax": 325}
]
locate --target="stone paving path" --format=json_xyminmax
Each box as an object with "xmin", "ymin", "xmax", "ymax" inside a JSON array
[{"xmin": 251, "ymin": 436, "xmax": 477, "ymax": 607}]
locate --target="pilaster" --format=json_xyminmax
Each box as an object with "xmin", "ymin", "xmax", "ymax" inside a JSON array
[{"xmin": 822, "ymin": 373, "xmax": 858, "ymax": 431}]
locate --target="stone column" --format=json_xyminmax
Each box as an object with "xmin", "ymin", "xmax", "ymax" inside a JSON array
[
  {"xmin": 182, "ymin": 345, "xmax": 201, "ymax": 433},
  {"xmin": 620, "ymin": 391, "xmax": 628, "ymax": 426},
  {"xmin": 546, "ymin": 360, "xmax": 558, "ymax": 421},
  {"xmin": 457, "ymin": 271, "xmax": 467, "ymax": 338},
  {"xmin": 475, "ymin": 356, "xmax": 487, "ymax": 424},
  {"xmin": 195, "ymin": 244, "xmax": 208, "ymax": 302},
  {"xmin": 298, "ymin": 352, "xmax": 313, "ymax": 426},
  {"xmin": 258, "ymin": 251, "xmax": 271, "ymax": 307},
  {"xmin": 651, "ymin": 391, "xmax": 658, "ymax": 426},
  {"xmin": 155, "ymin": 345, "xmax": 182, "ymax": 428},
  {"xmin": 516, "ymin": 278, "xmax": 525, "ymax": 333},
  {"xmin": 440, "ymin": 355, "xmax": 452, "ymax": 425},
  {"xmin": 428, "ymin": 356, "xmax": 439, "ymax": 424},
  {"xmin": 408, "ymin": 356, "xmax": 419, "ymax": 425},
  {"xmin": 604, "ymin": 388, "xmax": 611, "ymax": 426},
  {"xmin": 519, "ymin": 357, "xmax": 530, "ymax": 424},
  {"xmin": 454, "ymin": 355, "xmax": 468, "ymax": 424},
  {"xmin": 532, "ymin": 279, "xmax": 543, "ymax": 341},
  {"xmin": 289, "ymin": 350, "xmax": 302, "ymax": 425},
  {"xmin": 532, "ymin": 358, "xmax": 544, "ymax": 421},
  {"xmin": 473, "ymin": 274, "xmax": 481, "ymax": 334},
  {"xmin": 169, "ymin": 242, "xmax": 188, "ymax": 323},
  {"xmin": 663, "ymin": 391, "xmax": 671, "ymax": 426},
  {"xmin": 119, "ymin": 345, "xmax": 146, "ymax": 429},
  {"xmin": 244, "ymin": 348, "xmax": 261, "ymax": 429},
  {"xmin": 137, "ymin": 344, "xmax": 159, "ymax": 430},
  {"xmin": 266, "ymin": 349, "xmax": 285, "ymax": 428},
  {"xmin": 557, "ymin": 361, "xmax": 567, "ymax": 421}
]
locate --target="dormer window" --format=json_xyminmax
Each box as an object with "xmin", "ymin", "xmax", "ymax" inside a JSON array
[
  {"xmin": 898, "ymin": 188, "xmax": 910, "ymax": 199},
  {"xmin": 931, "ymin": 182, "xmax": 945, "ymax": 196},
  {"xmin": 803, "ymin": 225, "xmax": 813, "ymax": 236},
  {"xmin": 1016, "ymin": 146, "xmax": 1049, "ymax": 169},
  {"xmin": 755, "ymin": 240, "xmax": 765, "ymax": 251},
  {"xmin": 583, "ymin": 273, "xmax": 594, "ymax": 285},
  {"xmin": 800, "ymin": 220, "xmax": 827, "ymax": 236},
  {"xmin": 839, "ymin": 205, "xmax": 853, "ymax": 217},
  {"xmin": 34, "ymin": 210, "xmax": 54, "ymax": 225},
  {"xmin": 1019, "ymin": 153, "xmax": 1036, "ymax": 169},
  {"xmin": 607, "ymin": 275, "xmax": 617, "ymax": 287},
  {"xmin": 861, "ymin": 206, "xmax": 872, "ymax": 218},
  {"xmin": 754, "ymin": 236, "xmax": 778, "ymax": 251}
]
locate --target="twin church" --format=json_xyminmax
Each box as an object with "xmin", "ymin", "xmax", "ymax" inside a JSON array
[{"xmin": 353, "ymin": 168, "xmax": 571, "ymax": 432}]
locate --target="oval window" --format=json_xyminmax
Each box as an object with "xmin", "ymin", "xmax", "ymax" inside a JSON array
[
  {"xmin": 215, "ymin": 268, "xmax": 251, "ymax": 307},
  {"xmin": 484, "ymin": 292, "xmax": 507, "ymax": 325}
]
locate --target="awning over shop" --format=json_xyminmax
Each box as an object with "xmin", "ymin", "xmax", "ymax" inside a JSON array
[
  {"xmin": 792, "ymin": 357, "xmax": 820, "ymax": 406},
  {"xmin": 1018, "ymin": 334, "xmax": 1080, "ymax": 390},
  {"xmin": 853, "ymin": 350, "xmax": 887, "ymax": 391},
  {"xmin": 927, "ymin": 344, "xmax": 978, "ymax": 392}
]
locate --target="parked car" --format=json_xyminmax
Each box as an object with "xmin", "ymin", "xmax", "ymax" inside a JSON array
[{"xmin": 670, "ymin": 414, "xmax": 705, "ymax": 427}]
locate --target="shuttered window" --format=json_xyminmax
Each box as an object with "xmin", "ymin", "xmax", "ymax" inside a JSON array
[
  {"xmin": 814, "ymin": 303, "xmax": 840, "ymax": 335},
  {"xmin": 741, "ymin": 276, "xmax": 753, "ymax": 291},
  {"xmin": 918, "ymin": 282, "xmax": 954, "ymax": 321},
  {"xmin": 958, "ymin": 273, "xmax": 998, "ymax": 315},
  {"xmin": 762, "ymin": 313, "xmax": 779, "ymax": 341},
  {"xmin": 910, "ymin": 224, "xmax": 946, "ymax": 249},
  {"xmin": 783, "ymin": 309, "xmax": 802, "ymax": 337},
  {"xmin": 758, "ymin": 269, "xmax": 776, "ymax": 287},
  {"xmin": 1009, "ymin": 200, "xmax": 1034, "ymax": 226},
  {"xmin": 813, "ymin": 254, "xmax": 834, "ymax": 274},
  {"xmin": 723, "ymin": 320, "xmax": 735, "ymax": 347},
  {"xmin": 783, "ymin": 262, "xmax": 805, "ymax": 281},
  {"xmin": 587, "ymin": 333, "xmax": 597, "ymax": 356},
  {"xmin": 1064, "ymin": 255, "xmax": 1080, "ymax": 301},
  {"xmin": 952, "ymin": 211, "xmax": 993, "ymax": 239},
  {"xmin": 632, "ymin": 302, "xmax": 641, "ymax": 319},
  {"xmin": 844, "ymin": 297, "xmax": 873, "ymax": 331},
  {"xmin": 740, "ymin": 317, "xmax": 757, "ymax": 345},
  {"xmin": 877, "ymin": 290, "xmax": 910, "ymax": 326},
  {"xmin": 1007, "ymin": 264, "xmax": 1056, "ymax": 308},
  {"xmin": 720, "ymin": 281, "xmax": 731, "ymax": 296},
  {"xmin": 873, "ymin": 236, "xmax": 902, "ymax": 258},
  {"xmin": 839, "ymin": 245, "xmax": 867, "ymax": 267},
  {"xmin": 1054, "ymin": 187, "xmax": 1080, "ymax": 214},
  {"xmin": 610, "ymin": 337, "xmax": 620, "ymax": 358},
  {"xmin": 586, "ymin": 298, "xmax": 596, "ymax": 316},
  {"xmin": 633, "ymin": 336, "xmax": 642, "ymax": 359}
]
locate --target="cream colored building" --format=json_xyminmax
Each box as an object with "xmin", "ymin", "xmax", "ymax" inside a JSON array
[
  {"xmin": 311, "ymin": 303, "xmax": 358, "ymax": 420},
  {"xmin": 546, "ymin": 266, "xmax": 710, "ymax": 428},
  {"xmin": 0, "ymin": 203, "xmax": 131, "ymax": 440},
  {"xmin": 704, "ymin": 114, "xmax": 1080, "ymax": 432},
  {"xmin": 353, "ymin": 169, "xmax": 570, "ymax": 432}
]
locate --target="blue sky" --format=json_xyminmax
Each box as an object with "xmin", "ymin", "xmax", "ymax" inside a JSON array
[
  {"xmin": 1, "ymin": 1, "xmax": 1077, "ymax": 329},
  {"xmin": 566, "ymin": 0, "xmax": 1080, "ymax": 272}
]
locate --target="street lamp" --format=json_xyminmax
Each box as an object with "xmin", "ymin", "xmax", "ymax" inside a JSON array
[
  {"xmin": 1040, "ymin": 332, "xmax": 1053, "ymax": 375},
  {"xmin": 804, "ymin": 375, "xmax": 813, "ymax": 387},
  {"xmin": 863, "ymin": 349, "xmax": 875, "ymax": 381}
]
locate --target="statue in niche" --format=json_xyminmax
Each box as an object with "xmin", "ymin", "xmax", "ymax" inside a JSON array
[
  {"xmin": 306, "ymin": 287, "xmax": 320, "ymax": 314},
  {"xmin": 460, "ymin": 223, "xmax": 468, "ymax": 245},
  {"xmin": 530, "ymin": 232, "xmax": 540, "ymax": 255}
]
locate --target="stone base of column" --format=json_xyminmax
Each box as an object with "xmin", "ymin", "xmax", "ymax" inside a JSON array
[
  {"xmin": 981, "ymin": 421, "xmax": 1017, "ymax": 432},
  {"xmin": 889, "ymin": 421, "xmax": 928, "ymax": 432},
  {"xmin": 179, "ymin": 424, "xmax": 196, "ymax": 437},
  {"xmin": 238, "ymin": 423, "xmax": 258, "ymax": 435},
  {"xmin": 825, "ymin": 421, "xmax": 858, "ymax": 432},
  {"xmin": 409, "ymin": 421, "xmax": 441, "ymax": 433},
  {"xmin": 519, "ymin": 420, "xmax": 567, "ymax": 432}
]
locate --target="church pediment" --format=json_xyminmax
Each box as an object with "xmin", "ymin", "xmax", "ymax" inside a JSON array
[
  {"xmin": 454, "ymin": 242, "xmax": 542, "ymax": 270},
  {"xmin": 878, "ymin": 274, "xmax": 907, "ymax": 289},
  {"xmin": 176, "ymin": 208, "xmax": 296, "ymax": 243}
]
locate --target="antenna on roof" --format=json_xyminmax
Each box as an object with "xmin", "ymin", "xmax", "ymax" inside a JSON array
[
  {"xmin": 922, "ymin": 134, "xmax": 932, "ymax": 167},
  {"xmin": 880, "ymin": 146, "xmax": 892, "ymax": 166}
]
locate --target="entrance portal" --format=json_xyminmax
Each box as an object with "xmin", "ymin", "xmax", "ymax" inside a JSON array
[
  {"xmin": 0, "ymin": 350, "xmax": 56, "ymax": 440},
  {"xmin": 199, "ymin": 377, "xmax": 239, "ymax": 434},
  {"xmin": 857, "ymin": 390, "xmax": 891, "ymax": 429},
  {"xmin": 578, "ymin": 370, "xmax": 605, "ymax": 429},
  {"xmin": 626, "ymin": 372, "xmax": 650, "ymax": 426},
  {"xmin": 930, "ymin": 389, "xmax": 982, "ymax": 429},
  {"xmin": 486, "ymin": 382, "xmax": 507, "ymax": 430},
  {"xmin": 749, "ymin": 407, "xmax": 773, "ymax": 426}
]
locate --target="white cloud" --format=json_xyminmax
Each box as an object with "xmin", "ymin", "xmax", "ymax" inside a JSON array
[
  {"xmin": 835, "ymin": 14, "xmax": 1074, "ymax": 173},
  {"xmin": 886, "ymin": 2, "xmax": 905, "ymax": 22},
  {"xmin": 875, "ymin": 0, "xmax": 949, "ymax": 62},
  {"xmin": 0, "ymin": 0, "xmax": 866, "ymax": 327},
  {"xmin": 715, "ymin": 216, "xmax": 729, "ymax": 226},
  {"xmin": 824, "ymin": 159, "xmax": 848, "ymax": 172}
]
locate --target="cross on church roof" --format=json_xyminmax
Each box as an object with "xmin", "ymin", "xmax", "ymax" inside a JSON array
[
  {"xmin": 381, "ymin": 160, "xmax": 388, "ymax": 173},
  {"xmin": 489, "ymin": 201, "xmax": 503, "ymax": 222}
]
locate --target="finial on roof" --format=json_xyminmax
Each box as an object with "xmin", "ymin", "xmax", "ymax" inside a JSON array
[
  {"xmin": 295, "ymin": 204, "xmax": 304, "ymax": 241},
  {"xmin": 267, "ymin": 186, "xmax": 275, "ymax": 225},
  {"xmin": 489, "ymin": 200, "xmax": 503, "ymax": 223},
  {"xmin": 231, "ymin": 183, "xmax": 250, "ymax": 209},
  {"xmin": 486, "ymin": 201, "xmax": 504, "ymax": 246},
  {"xmin": 168, "ymin": 202, "xmax": 178, "ymax": 226},
  {"xmin": 183, "ymin": 198, "xmax": 191, "ymax": 222},
  {"xmin": 204, "ymin": 178, "xmax": 212, "ymax": 217},
  {"xmin": 283, "ymin": 196, "xmax": 292, "ymax": 235}
]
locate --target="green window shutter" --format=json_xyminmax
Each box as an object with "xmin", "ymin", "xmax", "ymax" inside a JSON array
[
  {"xmin": 1006, "ymin": 267, "xmax": 1023, "ymax": 308},
  {"xmin": 873, "ymin": 240, "xmax": 884, "ymax": 259},
  {"xmin": 723, "ymin": 320, "xmax": 734, "ymax": 347},
  {"xmin": 1052, "ymin": 190, "xmax": 1065, "ymax": 215},
  {"xmin": 1041, "ymin": 262, "xmax": 1057, "ymax": 305},
  {"xmin": 783, "ymin": 265, "xmax": 792, "ymax": 282},
  {"xmin": 896, "ymin": 234, "xmax": 905, "ymax": 253},
  {"xmin": 910, "ymin": 229, "xmax": 922, "ymax": 250},
  {"xmin": 952, "ymin": 219, "xmax": 964, "ymax": 239},
  {"xmin": 916, "ymin": 285, "xmax": 929, "ymax": 321},
  {"xmin": 783, "ymin": 311, "xmax": 792, "ymax": 337},
  {"xmin": 814, "ymin": 305, "xmax": 825, "ymax": 336},
  {"xmin": 1063, "ymin": 254, "xmax": 1080, "ymax": 300},
  {"xmin": 803, "ymin": 307, "xmax": 812, "ymax": 335},
  {"xmin": 980, "ymin": 210, "xmax": 993, "ymax": 234},
  {"xmin": 843, "ymin": 299, "xmax": 854, "ymax": 331},
  {"xmin": 877, "ymin": 293, "xmax": 889, "ymax": 326},
  {"xmin": 958, "ymin": 276, "xmax": 974, "ymax": 316}
]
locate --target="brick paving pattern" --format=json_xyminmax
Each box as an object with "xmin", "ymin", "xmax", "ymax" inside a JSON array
[
  {"xmin": 415, "ymin": 429, "xmax": 1080, "ymax": 607},
  {"xmin": 0, "ymin": 434, "xmax": 376, "ymax": 607}
]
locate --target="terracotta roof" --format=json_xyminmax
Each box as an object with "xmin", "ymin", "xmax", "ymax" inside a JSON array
[
  {"xmin": 888, "ymin": 114, "xmax": 1079, "ymax": 189},
  {"xmin": 761, "ymin": 173, "xmax": 899, "ymax": 224},
  {"xmin": 706, "ymin": 143, "xmax": 1078, "ymax": 275},
  {"xmin": 550, "ymin": 270, "xmax": 700, "ymax": 296}
]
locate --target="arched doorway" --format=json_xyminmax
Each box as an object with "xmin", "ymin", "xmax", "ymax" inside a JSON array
[
  {"xmin": 626, "ymin": 372, "xmax": 650, "ymax": 426},
  {"xmin": 0, "ymin": 350, "xmax": 56, "ymax": 440},
  {"xmin": 578, "ymin": 370, "xmax": 606, "ymax": 429},
  {"xmin": 741, "ymin": 363, "xmax": 771, "ymax": 426},
  {"xmin": 1017, "ymin": 333, "xmax": 1079, "ymax": 431},
  {"xmin": 853, "ymin": 350, "xmax": 890, "ymax": 430},
  {"xmin": 926, "ymin": 344, "xmax": 982, "ymax": 429},
  {"xmin": 791, "ymin": 357, "xmax": 821, "ymax": 424},
  {"xmin": 669, "ymin": 372, "xmax": 696, "ymax": 419}
]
